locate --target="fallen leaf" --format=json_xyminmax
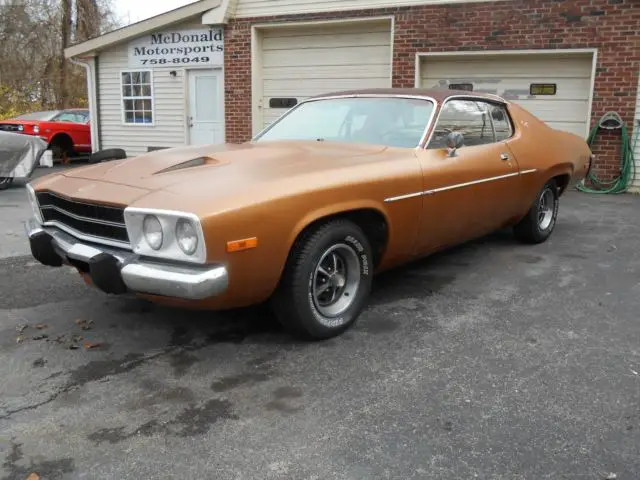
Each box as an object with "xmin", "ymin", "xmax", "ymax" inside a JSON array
[
  {"xmin": 84, "ymin": 342, "xmax": 102, "ymax": 350},
  {"xmin": 631, "ymin": 369, "xmax": 639, "ymax": 376},
  {"xmin": 35, "ymin": 324, "xmax": 48, "ymax": 330},
  {"xmin": 16, "ymin": 336, "xmax": 25, "ymax": 344},
  {"xmin": 68, "ymin": 345, "xmax": 80, "ymax": 350},
  {"xmin": 605, "ymin": 474, "xmax": 617, "ymax": 480},
  {"xmin": 16, "ymin": 324, "xmax": 28, "ymax": 334},
  {"xmin": 75, "ymin": 319, "xmax": 94, "ymax": 331},
  {"xmin": 32, "ymin": 335, "xmax": 49, "ymax": 341},
  {"xmin": 25, "ymin": 473, "xmax": 40, "ymax": 480}
]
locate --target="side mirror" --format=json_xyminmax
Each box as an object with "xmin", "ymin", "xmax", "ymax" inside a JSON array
[{"xmin": 446, "ymin": 131, "xmax": 464, "ymax": 157}]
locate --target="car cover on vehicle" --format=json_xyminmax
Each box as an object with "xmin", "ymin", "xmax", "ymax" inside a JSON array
[{"xmin": 0, "ymin": 130, "xmax": 47, "ymax": 178}]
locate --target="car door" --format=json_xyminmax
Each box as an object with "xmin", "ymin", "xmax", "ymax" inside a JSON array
[
  {"xmin": 64, "ymin": 112, "xmax": 92, "ymax": 153},
  {"xmin": 414, "ymin": 98, "xmax": 521, "ymax": 254},
  {"xmin": 75, "ymin": 112, "xmax": 92, "ymax": 152}
]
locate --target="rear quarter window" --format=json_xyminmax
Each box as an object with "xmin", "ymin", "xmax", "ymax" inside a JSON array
[{"xmin": 489, "ymin": 104, "xmax": 514, "ymax": 141}]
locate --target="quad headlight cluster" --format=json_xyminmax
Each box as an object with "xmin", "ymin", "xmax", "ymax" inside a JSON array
[{"xmin": 124, "ymin": 208, "xmax": 206, "ymax": 264}]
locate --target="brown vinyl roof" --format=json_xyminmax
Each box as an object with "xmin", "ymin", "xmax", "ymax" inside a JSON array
[{"xmin": 311, "ymin": 88, "xmax": 506, "ymax": 103}]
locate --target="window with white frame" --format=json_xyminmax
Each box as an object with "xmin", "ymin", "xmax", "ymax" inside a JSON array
[{"xmin": 121, "ymin": 71, "xmax": 153, "ymax": 125}]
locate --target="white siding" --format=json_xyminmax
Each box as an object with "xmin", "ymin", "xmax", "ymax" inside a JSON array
[
  {"xmin": 633, "ymin": 73, "xmax": 640, "ymax": 188},
  {"xmin": 236, "ymin": 0, "xmax": 509, "ymax": 18},
  {"xmin": 97, "ymin": 19, "xmax": 208, "ymax": 157},
  {"xmin": 259, "ymin": 21, "xmax": 391, "ymax": 129},
  {"xmin": 419, "ymin": 52, "xmax": 594, "ymax": 138}
]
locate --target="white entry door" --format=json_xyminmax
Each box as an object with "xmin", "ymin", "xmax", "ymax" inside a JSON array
[{"xmin": 187, "ymin": 69, "xmax": 224, "ymax": 145}]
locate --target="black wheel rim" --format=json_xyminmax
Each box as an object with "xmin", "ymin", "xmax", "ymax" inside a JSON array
[{"xmin": 311, "ymin": 243, "xmax": 361, "ymax": 318}]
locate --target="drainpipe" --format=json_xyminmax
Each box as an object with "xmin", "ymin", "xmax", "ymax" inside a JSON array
[{"xmin": 69, "ymin": 56, "xmax": 100, "ymax": 153}]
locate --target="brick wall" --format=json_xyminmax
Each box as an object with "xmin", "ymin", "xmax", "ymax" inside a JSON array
[{"xmin": 224, "ymin": 0, "xmax": 639, "ymax": 178}]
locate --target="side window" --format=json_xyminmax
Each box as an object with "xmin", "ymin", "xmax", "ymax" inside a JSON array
[
  {"xmin": 427, "ymin": 100, "xmax": 494, "ymax": 149},
  {"xmin": 489, "ymin": 104, "xmax": 513, "ymax": 141}
]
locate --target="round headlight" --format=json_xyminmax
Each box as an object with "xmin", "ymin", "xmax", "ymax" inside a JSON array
[
  {"xmin": 175, "ymin": 218, "xmax": 198, "ymax": 255},
  {"xmin": 143, "ymin": 215, "xmax": 163, "ymax": 250},
  {"xmin": 33, "ymin": 125, "xmax": 40, "ymax": 134}
]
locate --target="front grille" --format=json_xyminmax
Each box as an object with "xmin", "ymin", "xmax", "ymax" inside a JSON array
[
  {"xmin": 36, "ymin": 191, "xmax": 129, "ymax": 246},
  {"xmin": 0, "ymin": 124, "xmax": 21, "ymax": 132}
]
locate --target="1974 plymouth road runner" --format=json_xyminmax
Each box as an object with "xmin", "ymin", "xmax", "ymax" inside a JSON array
[{"xmin": 25, "ymin": 89, "xmax": 592, "ymax": 339}]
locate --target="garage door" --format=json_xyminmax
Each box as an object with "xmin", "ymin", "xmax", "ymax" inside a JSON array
[
  {"xmin": 259, "ymin": 20, "xmax": 391, "ymax": 130},
  {"xmin": 420, "ymin": 53, "xmax": 594, "ymax": 138}
]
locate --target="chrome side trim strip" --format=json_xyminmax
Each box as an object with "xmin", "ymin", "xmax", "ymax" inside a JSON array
[
  {"xmin": 383, "ymin": 191, "xmax": 425, "ymax": 203},
  {"xmin": 40, "ymin": 205, "xmax": 127, "ymax": 228},
  {"xmin": 384, "ymin": 169, "xmax": 538, "ymax": 203},
  {"xmin": 425, "ymin": 172, "xmax": 520, "ymax": 195}
]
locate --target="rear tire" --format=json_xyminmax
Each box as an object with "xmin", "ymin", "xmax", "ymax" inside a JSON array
[
  {"xmin": 272, "ymin": 219, "xmax": 373, "ymax": 340},
  {"xmin": 89, "ymin": 148, "xmax": 127, "ymax": 164},
  {"xmin": 514, "ymin": 179, "xmax": 559, "ymax": 244}
]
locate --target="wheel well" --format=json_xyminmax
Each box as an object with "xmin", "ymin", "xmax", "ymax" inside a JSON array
[
  {"xmin": 552, "ymin": 174, "xmax": 571, "ymax": 196},
  {"xmin": 295, "ymin": 209, "xmax": 389, "ymax": 268},
  {"xmin": 49, "ymin": 133, "xmax": 73, "ymax": 151}
]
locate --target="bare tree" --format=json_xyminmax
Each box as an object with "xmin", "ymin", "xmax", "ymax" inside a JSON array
[
  {"xmin": 59, "ymin": 0, "xmax": 72, "ymax": 109},
  {"xmin": 75, "ymin": 0, "xmax": 101, "ymax": 41},
  {"xmin": 0, "ymin": 0, "xmax": 120, "ymax": 118}
]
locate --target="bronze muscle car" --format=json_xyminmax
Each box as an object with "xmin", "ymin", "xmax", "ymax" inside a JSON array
[{"xmin": 25, "ymin": 89, "xmax": 592, "ymax": 339}]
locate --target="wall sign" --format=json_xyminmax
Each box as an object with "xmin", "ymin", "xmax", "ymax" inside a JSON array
[
  {"xmin": 530, "ymin": 83, "xmax": 557, "ymax": 95},
  {"xmin": 269, "ymin": 98, "xmax": 298, "ymax": 109},
  {"xmin": 449, "ymin": 83, "xmax": 474, "ymax": 92},
  {"xmin": 128, "ymin": 27, "xmax": 224, "ymax": 68}
]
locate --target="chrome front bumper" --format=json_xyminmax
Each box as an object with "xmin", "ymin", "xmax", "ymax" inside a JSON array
[{"xmin": 25, "ymin": 219, "xmax": 228, "ymax": 300}]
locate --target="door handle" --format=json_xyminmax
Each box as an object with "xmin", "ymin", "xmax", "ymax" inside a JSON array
[{"xmin": 500, "ymin": 153, "xmax": 510, "ymax": 161}]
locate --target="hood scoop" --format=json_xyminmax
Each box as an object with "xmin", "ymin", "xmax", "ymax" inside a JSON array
[{"xmin": 154, "ymin": 156, "xmax": 215, "ymax": 174}]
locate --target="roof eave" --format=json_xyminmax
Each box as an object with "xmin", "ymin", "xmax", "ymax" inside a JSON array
[{"xmin": 65, "ymin": 0, "xmax": 223, "ymax": 59}]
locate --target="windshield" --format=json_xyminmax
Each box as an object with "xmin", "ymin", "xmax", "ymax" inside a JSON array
[
  {"xmin": 52, "ymin": 111, "xmax": 89, "ymax": 123},
  {"xmin": 255, "ymin": 97, "xmax": 435, "ymax": 148},
  {"xmin": 13, "ymin": 110, "xmax": 60, "ymax": 121}
]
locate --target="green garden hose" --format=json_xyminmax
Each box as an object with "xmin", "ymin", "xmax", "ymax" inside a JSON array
[{"xmin": 577, "ymin": 113, "xmax": 637, "ymax": 194}]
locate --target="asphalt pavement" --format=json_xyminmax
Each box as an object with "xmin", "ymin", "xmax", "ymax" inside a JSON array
[{"xmin": 1, "ymin": 174, "xmax": 639, "ymax": 479}]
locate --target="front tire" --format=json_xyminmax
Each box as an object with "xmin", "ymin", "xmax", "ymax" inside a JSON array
[
  {"xmin": 514, "ymin": 179, "xmax": 559, "ymax": 244},
  {"xmin": 272, "ymin": 219, "xmax": 373, "ymax": 340}
]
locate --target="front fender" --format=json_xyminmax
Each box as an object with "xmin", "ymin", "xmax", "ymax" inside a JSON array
[{"xmin": 286, "ymin": 199, "xmax": 391, "ymax": 256}]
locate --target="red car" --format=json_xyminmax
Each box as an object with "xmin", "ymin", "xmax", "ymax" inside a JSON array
[{"xmin": 0, "ymin": 109, "xmax": 91, "ymax": 162}]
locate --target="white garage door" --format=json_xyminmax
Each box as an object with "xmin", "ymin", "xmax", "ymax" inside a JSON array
[
  {"xmin": 420, "ymin": 53, "xmax": 594, "ymax": 138},
  {"xmin": 259, "ymin": 20, "xmax": 391, "ymax": 130}
]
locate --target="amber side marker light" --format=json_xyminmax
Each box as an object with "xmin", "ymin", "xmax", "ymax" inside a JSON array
[{"xmin": 227, "ymin": 237, "xmax": 258, "ymax": 253}]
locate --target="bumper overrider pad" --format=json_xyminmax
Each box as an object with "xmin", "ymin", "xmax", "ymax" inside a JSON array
[
  {"xmin": 30, "ymin": 230, "xmax": 128, "ymax": 295},
  {"xmin": 89, "ymin": 253, "xmax": 128, "ymax": 295},
  {"xmin": 29, "ymin": 231, "xmax": 63, "ymax": 267}
]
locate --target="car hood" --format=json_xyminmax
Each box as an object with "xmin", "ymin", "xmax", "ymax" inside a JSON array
[
  {"xmin": 0, "ymin": 120, "xmax": 39, "ymax": 126},
  {"xmin": 62, "ymin": 141, "xmax": 393, "ymax": 192}
]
